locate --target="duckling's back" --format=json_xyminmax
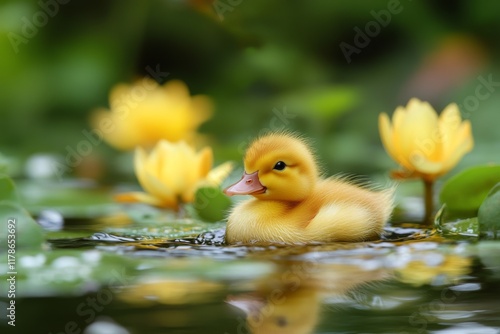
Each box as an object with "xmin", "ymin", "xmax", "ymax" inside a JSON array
[{"xmin": 303, "ymin": 178, "xmax": 395, "ymax": 242}]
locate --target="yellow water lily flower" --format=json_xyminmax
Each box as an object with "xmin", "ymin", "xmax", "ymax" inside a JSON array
[
  {"xmin": 379, "ymin": 98, "xmax": 473, "ymax": 182},
  {"xmin": 92, "ymin": 79, "xmax": 213, "ymax": 150},
  {"xmin": 115, "ymin": 140, "xmax": 232, "ymax": 210}
]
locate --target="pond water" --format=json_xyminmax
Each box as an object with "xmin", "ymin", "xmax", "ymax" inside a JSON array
[{"xmin": 2, "ymin": 213, "xmax": 500, "ymax": 334}]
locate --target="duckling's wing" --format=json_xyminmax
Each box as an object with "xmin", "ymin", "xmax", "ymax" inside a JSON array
[{"xmin": 305, "ymin": 203, "xmax": 379, "ymax": 242}]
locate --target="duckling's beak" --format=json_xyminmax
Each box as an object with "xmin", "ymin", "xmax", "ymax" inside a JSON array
[
  {"xmin": 223, "ymin": 171, "xmax": 266, "ymax": 196},
  {"xmin": 226, "ymin": 294, "xmax": 265, "ymax": 315}
]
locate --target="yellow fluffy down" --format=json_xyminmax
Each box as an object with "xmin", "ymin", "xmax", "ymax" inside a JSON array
[{"xmin": 225, "ymin": 133, "xmax": 395, "ymax": 244}]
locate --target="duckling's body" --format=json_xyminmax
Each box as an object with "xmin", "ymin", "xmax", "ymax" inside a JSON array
[
  {"xmin": 224, "ymin": 133, "xmax": 394, "ymax": 244},
  {"xmin": 227, "ymin": 178, "xmax": 392, "ymax": 244}
]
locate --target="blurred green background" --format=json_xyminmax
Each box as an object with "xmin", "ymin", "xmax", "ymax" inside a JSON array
[{"xmin": 2, "ymin": 0, "xmax": 500, "ymax": 184}]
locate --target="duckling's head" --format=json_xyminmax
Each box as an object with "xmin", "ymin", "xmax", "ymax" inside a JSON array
[{"xmin": 224, "ymin": 133, "xmax": 319, "ymax": 201}]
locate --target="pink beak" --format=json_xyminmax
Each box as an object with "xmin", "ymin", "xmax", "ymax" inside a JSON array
[
  {"xmin": 224, "ymin": 171, "xmax": 266, "ymax": 196},
  {"xmin": 226, "ymin": 294, "xmax": 265, "ymax": 315}
]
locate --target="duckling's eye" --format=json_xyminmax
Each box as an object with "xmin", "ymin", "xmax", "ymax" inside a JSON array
[
  {"xmin": 276, "ymin": 316, "xmax": 288, "ymax": 327},
  {"xmin": 273, "ymin": 161, "xmax": 286, "ymax": 171}
]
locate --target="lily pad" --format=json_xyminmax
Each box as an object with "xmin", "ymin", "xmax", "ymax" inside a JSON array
[
  {"xmin": 105, "ymin": 220, "xmax": 227, "ymax": 239},
  {"xmin": 434, "ymin": 204, "xmax": 478, "ymax": 239},
  {"xmin": 478, "ymin": 182, "xmax": 500, "ymax": 239},
  {"xmin": 439, "ymin": 165, "xmax": 500, "ymax": 214},
  {"xmin": 192, "ymin": 186, "xmax": 232, "ymax": 223},
  {"xmin": 0, "ymin": 200, "xmax": 44, "ymax": 249},
  {"xmin": 0, "ymin": 173, "xmax": 19, "ymax": 202}
]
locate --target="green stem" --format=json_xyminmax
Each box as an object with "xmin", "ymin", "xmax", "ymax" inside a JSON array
[
  {"xmin": 423, "ymin": 179, "xmax": 434, "ymax": 225},
  {"xmin": 176, "ymin": 202, "xmax": 186, "ymax": 219}
]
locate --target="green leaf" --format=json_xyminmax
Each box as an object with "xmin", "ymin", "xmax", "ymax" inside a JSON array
[
  {"xmin": 439, "ymin": 165, "xmax": 500, "ymax": 213},
  {"xmin": 192, "ymin": 187, "xmax": 232, "ymax": 223},
  {"xmin": 434, "ymin": 204, "xmax": 478, "ymax": 239},
  {"xmin": 478, "ymin": 182, "xmax": 500, "ymax": 239},
  {"xmin": 0, "ymin": 173, "xmax": 19, "ymax": 202},
  {"xmin": 0, "ymin": 200, "xmax": 44, "ymax": 249},
  {"xmin": 477, "ymin": 242, "xmax": 500, "ymax": 278}
]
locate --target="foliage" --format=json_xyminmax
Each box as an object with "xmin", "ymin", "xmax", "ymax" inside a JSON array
[
  {"xmin": 439, "ymin": 165, "xmax": 500, "ymax": 214},
  {"xmin": 478, "ymin": 182, "xmax": 500, "ymax": 239},
  {"xmin": 0, "ymin": 174, "xmax": 44, "ymax": 249}
]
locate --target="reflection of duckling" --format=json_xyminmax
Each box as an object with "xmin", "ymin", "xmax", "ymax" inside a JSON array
[
  {"xmin": 227, "ymin": 261, "xmax": 391, "ymax": 334},
  {"xmin": 224, "ymin": 133, "xmax": 395, "ymax": 244},
  {"xmin": 228, "ymin": 288, "xmax": 320, "ymax": 334}
]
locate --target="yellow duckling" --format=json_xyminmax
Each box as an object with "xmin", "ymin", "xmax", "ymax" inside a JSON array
[{"xmin": 224, "ymin": 133, "xmax": 395, "ymax": 244}]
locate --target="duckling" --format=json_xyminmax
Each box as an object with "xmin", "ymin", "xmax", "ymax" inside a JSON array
[{"xmin": 224, "ymin": 133, "xmax": 394, "ymax": 244}]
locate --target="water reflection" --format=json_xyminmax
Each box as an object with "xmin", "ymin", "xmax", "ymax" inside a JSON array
[
  {"xmin": 228, "ymin": 286, "xmax": 321, "ymax": 334},
  {"xmin": 27, "ymin": 230, "xmax": 497, "ymax": 334},
  {"xmin": 118, "ymin": 280, "xmax": 224, "ymax": 306},
  {"xmin": 226, "ymin": 244, "xmax": 473, "ymax": 334}
]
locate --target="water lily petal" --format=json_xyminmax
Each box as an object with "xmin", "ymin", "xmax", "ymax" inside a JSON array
[
  {"xmin": 190, "ymin": 95, "xmax": 214, "ymax": 125},
  {"xmin": 188, "ymin": 162, "xmax": 234, "ymax": 203},
  {"xmin": 197, "ymin": 147, "xmax": 213, "ymax": 179},
  {"xmin": 410, "ymin": 157, "xmax": 445, "ymax": 176},
  {"xmin": 91, "ymin": 79, "xmax": 213, "ymax": 151},
  {"xmin": 134, "ymin": 147, "xmax": 150, "ymax": 190},
  {"xmin": 108, "ymin": 83, "xmax": 132, "ymax": 106},
  {"xmin": 391, "ymin": 106, "xmax": 417, "ymax": 171},
  {"xmin": 399, "ymin": 99, "xmax": 441, "ymax": 167},
  {"xmin": 441, "ymin": 121, "xmax": 474, "ymax": 173},
  {"xmin": 162, "ymin": 80, "xmax": 190, "ymax": 102},
  {"xmin": 175, "ymin": 142, "xmax": 199, "ymax": 190},
  {"xmin": 438, "ymin": 103, "xmax": 462, "ymax": 158},
  {"xmin": 378, "ymin": 98, "xmax": 473, "ymax": 181},
  {"xmin": 116, "ymin": 139, "xmax": 232, "ymax": 210},
  {"xmin": 205, "ymin": 161, "xmax": 234, "ymax": 186},
  {"xmin": 91, "ymin": 108, "xmax": 142, "ymax": 151},
  {"xmin": 378, "ymin": 113, "xmax": 397, "ymax": 161},
  {"xmin": 157, "ymin": 141, "xmax": 187, "ymax": 194},
  {"xmin": 405, "ymin": 98, "xmax": 424, "ymax": 113},
  {"xmin": 143, "ymin": 172, "xmax": 178, "ymax": 208},
  {"xmin": 380, "ymin": 109, "xmax": 416, "ymax": 171},
  {"xmin": 459, "ymin": 120, "xmax": 474, "ymax": 151},
  {"xmin": 391, "ymin": 106, "xmax": 406, "ymax": 156},
  {"xmin": 135, "ymin": 143, "xmax": 178, "ymax": 206},
  {"xmin": 392, "ymin": 106, "xmax": 406, "ymax": 131},
  {"xmin": 147, "ymin": 141, "xmax": 167, "ymax": 179}
]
